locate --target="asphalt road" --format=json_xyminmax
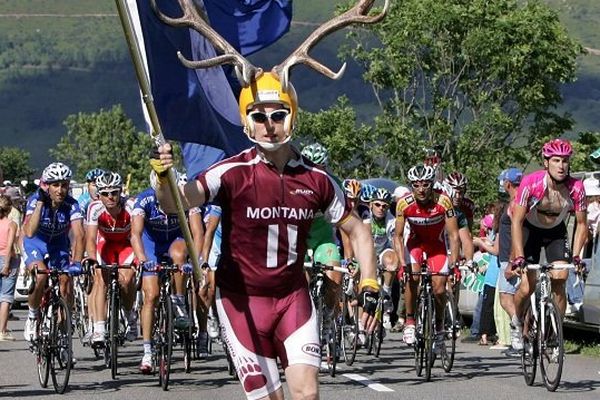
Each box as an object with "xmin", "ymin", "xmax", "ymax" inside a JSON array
[{"xmin": 1, "ymin": 309, "xmax": 599, "ymax": 399}]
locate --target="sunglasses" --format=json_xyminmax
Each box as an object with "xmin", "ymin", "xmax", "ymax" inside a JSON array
[
  {"xmin": 411, "ymin": 182, "xmax": 432, "ymax": 190},
  {"xmin": 99, "ymin": 190, "xmax": 120, "ymax": 197},
  {"xmin": 248, "ymin": 109, "xmax": 289, "ymax": 124},
  {"xmin": 372, "ymin": 202, "xmax": 389, "ymax": 209}
]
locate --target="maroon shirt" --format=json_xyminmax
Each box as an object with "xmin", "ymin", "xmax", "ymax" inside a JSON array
[{"xmin": 198, "ymin": 148, "xmax": 351, "ymax": 296}]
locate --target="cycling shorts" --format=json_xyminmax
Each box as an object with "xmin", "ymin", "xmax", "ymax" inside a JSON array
[
  {"xmin": 96, "ymin": 237, "xmax": 135, "ymax": 265},
  {"xmin": 522, "ymin": 220, "xmax": 570, "ymax": 264},
  {"xmin": 313, "ymin": 242, "xmax": 341, "ymax": 266},
  {"xmin": 406, "ymin": 236, "xmax": 449, "ymax": 274},
  {"xmin": 22, "ymin": 236, "xmax": 70, "ymax": 270},
  {"xmin": 216, "ymin": 285, "xmax": 320, "ymax": 400},
  {"xmin": 142, "ymin": 236, "xmax": 184, "ymax": 277}
]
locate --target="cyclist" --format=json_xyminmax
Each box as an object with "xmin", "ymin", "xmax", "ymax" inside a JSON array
[
  {"xmin": 130, "ymin": 169, "xmax": 204, "ymax": 373},
  {"xmin": 22, "ymin": 162, "xmax": 84, "ymax": 341},
  {"xmin": 85, "ymin": 171, "xmax": 137, "ymax": 345},
  {"xmin": 511, "ymin": 139, "xmax": 587, "ymax": 332},
  {"xmin": 78, "ymin": 168, "xmax": 104, "ymax": 218},
  {"xmin": 150, "ymin": 72, "xmax": 379, "ymax": 400},
  {"xmin": 358, "ymin": 183, "xmax": 376, "ymax": 220},
  {"xmin": 394, "ymin": 165, "xmax": 460, "ymax": 353},
  {"xmin": 364, "ymin": 187, "xmax": 398, "ymax": 329}
]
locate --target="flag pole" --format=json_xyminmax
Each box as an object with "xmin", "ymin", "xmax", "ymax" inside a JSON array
[{"xmin": 115, "ymin": 0, "xmax": 202, "ymax": 282}]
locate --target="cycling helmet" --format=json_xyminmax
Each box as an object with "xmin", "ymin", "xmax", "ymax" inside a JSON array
[
  {"xmin": 542, "ymin": 138, "xmax": 573, "ymax": 158},
  {"xmin": 342, "ymin": 179, "xmax": 362, "ymax": 199},
  {"xmin": 238, "ymin": 72, "xmax": 298, "ymax": 150},
  {"xmin": 407, "ymin": 165, "xmax": 435, "ymax": 182},
  {"xmin": 85, "ymin": 168, "xmax": 105, "ymax": 183},
  {"xmin": 42, "ymin": 162, "xmax": 72, "ymax": 183},
  {"xmin": 301, "ymin": 143, "xmax": 329, "ymax": 166},
  {"xmin": 359, "ymin": 183, "xmax": 377, "ymax": 203},
  {"xmin": 372, "ymin": 188, "xmax": 392, "ymax": 204},
  {"xmin": 95, "ymin": 171, "xmax": 122, "ymax": 190},
  {"xmin": 444, "ymin": 171, "xmax": 468, "ymax": 189}
]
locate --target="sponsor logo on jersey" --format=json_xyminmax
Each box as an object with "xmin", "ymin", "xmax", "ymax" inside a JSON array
[
  {"xmin": 289, "ymin": 188, "xmax": 314, "ymax": 196},
  {"xmin": 302, "ymin": 343, "xmax": 321, "ymax": 357},
  {"xmin": 246, "ymin": 206, "xmax": 315, "ymax": 220},
  {"xmin": 446, "ymin": 208, "xmax": 456, "ymax": 218},
  {"xmin": 407, "ymin": 215, "xmax": 444, "ymax": 226}
]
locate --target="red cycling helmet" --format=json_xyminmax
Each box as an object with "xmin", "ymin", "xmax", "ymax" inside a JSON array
[{"xmin": 542, "ymin": 138, "xmax": 573, "ymax": 158}]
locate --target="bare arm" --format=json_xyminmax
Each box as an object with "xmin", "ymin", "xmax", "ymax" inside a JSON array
[
  {"xmin": 572, "ymin": 210, "xmax": 588, "ymax": 259},
  {"xmin": 458, "ymin": 226, "xmax": 474, "ymax": 261},
  {"xmin": 340, "ymin": 229, "xmax": 353, "ymax": 260},
  {"xmin": 1, "ymin": 221, "xmax": 17, "ymax": 275},
  {"xmin": 473, "ymin": 234, "xmax": 499, "ymax": 256},
  {"xmin": 393, "ymin": 215, "xmax": 407, "ymax": 267},
  {"xmin": 189, "ymin": 212, "xmax": 205, "ymax": 259},
  {"xmin": 130, "ymin": 215, "xmax": 147, "ymax": 262},
  {"xmin": 510, "ymin": 204, "xmax": 527, "ymax": 259},
  {"xmin": 70, "ymin": 219, "xmax": 85, "ymax": 262},
  {"xmin": 23, "ymin": 202, "xmax": 43, "ymax": 238},
  {"xmin": 153, "ymin": 143, "xmax": 207, "ymax": 213},
  {"xmin": 338, "ymin": 213, "xmax": 377, "ymax": 283},
  {"xmin": 445, "ymin": 215, "xmax": 460, "ymax": 265},
  {"xmin": 85, "ymin": 224, "xmax": 99, "ymax": 260}
]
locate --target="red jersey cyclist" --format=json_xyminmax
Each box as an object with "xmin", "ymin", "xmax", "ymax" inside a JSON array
[
  {"xmin": 394, "ymin": 165, "xmax": 460, "ymax": 352},
  {"xmin": 511, "ymin": 139, "xmax": 587, "ymax": 337},
  {"xmin": 85, "ymin": 172, "xmax": 138, "ymax": 345}
]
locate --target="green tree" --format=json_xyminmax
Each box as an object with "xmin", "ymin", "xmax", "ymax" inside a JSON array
[
  {"xmin": 341, "ymin": 0, "xmax": 582, "ymax": 207},
  {"xmin": 571, "ymin": 131, "xmax": 600, "ymax": 172},
  {"xmin": 0, "ymin": 146, "xmax": 35, "ymax": 182},
  {"xmin": 50, "ymin": 105, "xmax": 175, "ymax": 194}
]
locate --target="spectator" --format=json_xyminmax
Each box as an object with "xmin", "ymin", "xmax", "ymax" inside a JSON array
[{"xmin": 0, "ymin": 195, "xmax": 19, "ymax": 341}]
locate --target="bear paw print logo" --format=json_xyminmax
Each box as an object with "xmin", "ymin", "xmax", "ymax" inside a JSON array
[{"xmin": 238, "ymin": 357, "xmax": 268, "ymax": 393}]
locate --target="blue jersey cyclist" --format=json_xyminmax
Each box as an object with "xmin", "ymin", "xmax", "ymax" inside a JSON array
[
  {"xmin": 22, "ymin": 162, "xmax": 85, "ymax": 341},
  {"xmin": 130, "ymin": 170, "xmax": 204, "ymax": 374}
]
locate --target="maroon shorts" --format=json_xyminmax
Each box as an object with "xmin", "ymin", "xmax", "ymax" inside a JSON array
[
  {"xmin": 406, "ymin": 236, "xmax": 449, "ymax": 274},
  {"xmin": 216, "ymin": 285, "xmax": 320, "ymax": 399}
]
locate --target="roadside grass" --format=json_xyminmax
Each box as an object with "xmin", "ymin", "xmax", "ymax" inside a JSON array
[{"xmin": 564, "ymin": 327, "xmax": 600, "ymax": 358}]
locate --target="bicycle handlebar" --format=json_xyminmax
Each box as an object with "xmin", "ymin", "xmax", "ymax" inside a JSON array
[
  {"xmin": 303, "ymin": 261, "xmax": 350, "ymax": 275},
  {"xmin": 523, "ymin": 263, "xmax": 576, "ymax": 270}
]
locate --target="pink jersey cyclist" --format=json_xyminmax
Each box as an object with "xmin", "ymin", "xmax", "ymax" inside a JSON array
[
  {"xmin": 516, "ymin": 170, "xmax": 587, "ymax": 228},
  {"xmin": 87, "ymin": 198, "xmax": 135, "ymax": 265}
]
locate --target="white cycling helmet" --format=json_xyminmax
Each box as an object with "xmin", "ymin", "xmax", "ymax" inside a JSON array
[
  {"xmin": 302, "ymin": 143, "xmax": 329, "ymax": 166},
  {"xmin": 407, "ymin": 165, "xmax": 436, "ymax": 182},
  {"xmin": 42, "ymin": 162, "xmax": 72, "ymax": 183},
  {"xmin": 96, "ymin": 171, "xmax": 123, "ymax": 191}
]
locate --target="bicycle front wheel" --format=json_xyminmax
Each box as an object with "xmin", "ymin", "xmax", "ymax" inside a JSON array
[
  {"xmin": 109, "ymin": 288, "xmax": 119, "ymax": 379},
  {"xmin": 326, "ymin": 311, "xmax": 338, "ymax": 377},
  {"xmin": 341, "ymin": 292, "xmax": 358, "ymax": 366},
  {"xmin": 442, "ymin": 291, "xmax": 457, "ymax": 372},
  {"xmin": 36, "ymin": 312, "xmax": 50, "ymax": 388},
  {"xmin": 50, "ymin": 298, "xmax": 72, "ymax": 394},
  {"xmin": 539, "ymin": 299, "xmax": 564, "ymax": 392},
  {"xmin": 414, "ymin": 296, "xmax": 425, "ymax": 377},
  {"xmin": 521, "ymin": 304, "xmax": 538, "ymax": 386},
  {"xmin": 423, "ymin": 294, "xmax": 434, "ymax": 382},
  {"xmin": 374, "ymin": 301, "xmax": 385, "ymax": 358},
  {"xmin": 158, "ymin": 295, "xmax": 174, "ymax": 390},
  {"xmin": 184, "ymin": 283, "xmax": 195, "ymax": 373}
]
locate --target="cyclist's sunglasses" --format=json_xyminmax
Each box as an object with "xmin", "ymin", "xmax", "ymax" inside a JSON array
[
  {"xmin": 411, "ymin": 182, "xmax": 432, "ymax": 190},
  {"xmin": 248, "ymin": 109, "xmax": 289, "ymax": 124},
  {"xmin": 99, "ymin": 190, "xmax": 120, "ymax": 197},
  {"xmin": 372, "ymin": 202, "xmax": 389, "ymax": 209}
]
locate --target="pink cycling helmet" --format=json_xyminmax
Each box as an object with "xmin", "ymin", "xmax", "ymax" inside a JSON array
[{"xmin": 542, "ymin": 138, "xmax": 573, "ymax": 158}]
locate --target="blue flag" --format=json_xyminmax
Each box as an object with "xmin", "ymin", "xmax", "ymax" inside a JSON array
[{"xmin": 128, "ymin": 0, "xmax": 292, "ymax": 178}]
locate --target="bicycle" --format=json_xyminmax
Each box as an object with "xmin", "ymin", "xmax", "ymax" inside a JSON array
[
  {"xmin": 520, "ymin": 263, "xmax": 577, "ymax": 392},
  {"xmin": 143, "ymin": 261, "xmax": 180, "ymax": 391},
  {"xmin": 441, "ymin": 263, "xmax": 470, "ymax": 373},
  {"xmin": 27, "ymin": 265, "xmax": 74, "ymax": 394},
  {"xmin": 177, "ymin": 263, "xmax": 195, "ymax": 374},
  {"xmin": 304, "ymin": 260, "xmax": 350, "ymax": 377},
  {"xmin": 72, "ymin": 262, "xmax": 92, "ymax": 347},
  {"xmin": 95, "ymin": 262, "xmax": 133, "ymax": 379},
  {"xmin": 412, "ymin": 260, "xmax": 454, "ymax": 382}
]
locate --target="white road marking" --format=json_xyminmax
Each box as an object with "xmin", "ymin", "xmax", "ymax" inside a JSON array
[{"xmin": 343, "ymin": 373, "xmax": 394, "ymax": 392}]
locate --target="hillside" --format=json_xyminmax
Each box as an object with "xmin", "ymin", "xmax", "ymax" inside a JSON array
[{"xmin": 0, "ymin": 0, "xmax": 599, "ymax": 171}]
